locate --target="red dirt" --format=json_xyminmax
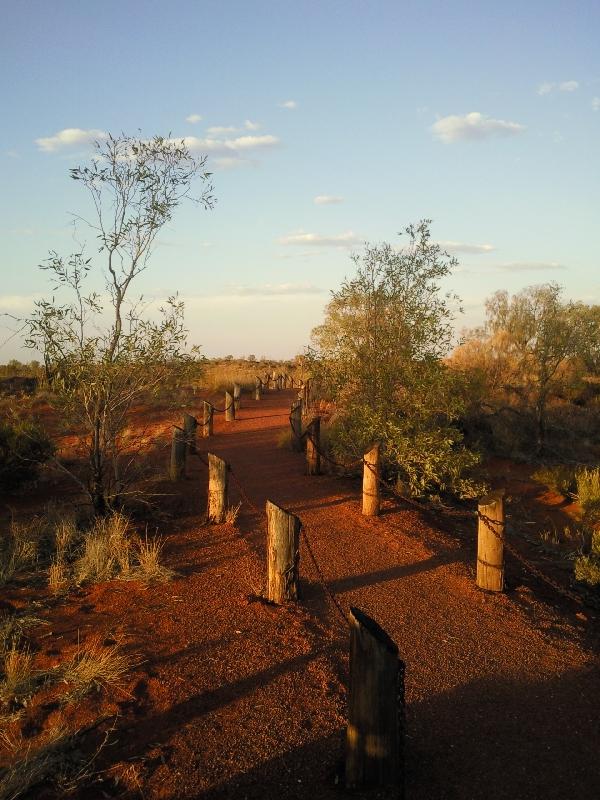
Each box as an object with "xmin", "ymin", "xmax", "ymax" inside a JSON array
[{"xmin": 3, "ymin": 389, "xmax": 600, "ymax": 799}]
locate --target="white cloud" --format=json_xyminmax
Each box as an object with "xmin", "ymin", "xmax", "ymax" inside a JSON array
[
  {"xmin": 186, "ymin": 113, "xmax": 203, "ymax": 124},
  {"xmin": 279, "ymin": 100, "xmax": 297, "ymax": 109},
  {"xmin": 537, "ymin": 80, "xmax": 579, "ymax": 95},
  {"xmin": 0, "ymin": 294, "xmax": 41, "ymax": 311},
  {"xmin": 180, "ymin": 134, "xmax": 279, "ymax": 154},
  {"xmin": 436, "ymin": 240, "xmax": 495, "ymax": 254},
  {"xmin": 206, "ymin": 125, "xmax": 239, "ymax": 136},
  {"xmin": 5, "ymin": 149, "xmax": 19, "ymax": 159},
  {"xmin": 431, "ymin": 112, "xmax": 525, "ymax": 143},
  {"xmin": 278, "ymin": 230, "xmax": 361, "ymax": 248},
  {"xmin": 36, "ymin": 128, "xmax": 108, "ymax": 152},
  {"xmin": 592, "ymin": 97, "xmax": 600, "ymax": 112},
  {"xmin": 226, "ymin": 283, "xmax": 324, "ymax": 297},
  {"xmin": 8, "ymin": 227, "xmax": 34, "ymax": 236},
  {"xmin": 314, "ymin": 195, "xmax": 344, "ymax": 205},
  {"xmin": 244, "ymin": 120, "xmax": 261, "ymax": 130},
  {"xmin": 213, "ymin": 157, "xmax": 254, "ymax": 170},
  {"xmin": 498, "ymin": 261, "xmax": 566, "ymax": 272}
]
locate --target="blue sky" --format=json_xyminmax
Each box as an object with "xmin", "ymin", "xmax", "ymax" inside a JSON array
[{"xmin": 1, "ymin": 0, "xmax": 599, "ymax": 359}]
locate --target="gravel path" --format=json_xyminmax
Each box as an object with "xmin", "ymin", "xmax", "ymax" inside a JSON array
[{"xmin": 58, "ymin": 388, "xmax": 600, "ymax": 800}]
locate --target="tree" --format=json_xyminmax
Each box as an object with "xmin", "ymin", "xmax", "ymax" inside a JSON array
[
  {"xmin": 26, "ymin": 134, "xmax": 214, "ymax": 514},
  {"xmin": 483, "ymin": 284, "xmax": 583, "ymax": 452},
  {"xmin": 309, "ymin": 221, "xmax": 481, "ymax": 498}
]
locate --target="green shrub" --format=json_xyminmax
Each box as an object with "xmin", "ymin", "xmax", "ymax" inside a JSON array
[
  {"xmin": 532, "ymin": 465, "xmax": 577, "ymax": 498},
  {"xmin": 575, "ymin": 467, "xmax": 600, "ymax": 523},
  {"xmin": 0, "ymin": 419, "xmax": 54, "ymax": 489}
]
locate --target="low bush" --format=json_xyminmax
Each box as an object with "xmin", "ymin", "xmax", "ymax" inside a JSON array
[
  {"xmin": 532, "ymin": 465, "xmax": 576, "ymax": 498},
  {"xmin": 0, "ymin": 419, "xmax": 54, "ymax": 490},
  {"xmin": 575, "ymin": 467, "xmax": 600, "ymax": 524}
]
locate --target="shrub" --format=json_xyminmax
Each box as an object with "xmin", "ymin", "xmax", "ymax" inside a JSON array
[
  {"xmin": 532, "ymin": 465, "xmax": 577, "ymax": 498},
  {"xmin": 575, "ymin": 467, "xmax": 600, "ymax": 524},
  {"xmin": 0, "ymin": 518, "xmax": 48, "ymax": 586},
  {"xmin": 0, "ymin": 419, "xmax": 54, "ymax": 489}
]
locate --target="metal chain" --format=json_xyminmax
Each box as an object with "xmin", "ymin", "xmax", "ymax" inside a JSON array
[
  {"xmin": 476, "ymin": 507, "xmax": 598, "ymax": 609},
  {"xmin": 301, "ymin": 524, "xmax": 350, "ymax": 628}
]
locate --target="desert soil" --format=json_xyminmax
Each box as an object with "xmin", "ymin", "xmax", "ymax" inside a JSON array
[{"xmin": 4, "ymin": 388, "xmax": 600, "ymax": 800}]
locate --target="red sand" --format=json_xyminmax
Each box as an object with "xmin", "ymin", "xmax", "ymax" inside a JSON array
[{"xmin": 4, "ymin": 388, "xmax": 600, "ymax": 799}]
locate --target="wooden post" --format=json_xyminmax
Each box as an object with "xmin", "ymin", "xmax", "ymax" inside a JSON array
[
  {"xmin": 346, "ymin": 607, "xmax": 403, "ymax": 791},
  {"xmin": 301, "ymin": 381, "xmax": 309, "ymax": 414},
  {"xmin": 266, "ymin": 500, "xmax": 300, "ymax": 603},
  {"xmin": 183, "ymin": 413, "xmax": 197, "ymax": 454},
  {"xmin": 476, "ymin": 490, "xmax": 505, "ymax": 592},
  {"xmin": 225, "ymin": 391, "xmax": 235, "ymax": 421},
  {"xmin": 233, "ymin": 383, "xmax": 241, "ymax": 412},
  {"xmin": 202, "ymin": 401, "xmax": 213, "ymax": 437},
  {"xmin": 305, "ymin": 417, "xmax": 321, "ymax": 475},
  {"xmin": 169, "ymin": 429, "xmax": 186, "ymax": 481},
  {"xmin": 362, "ymin": 443, "xmax": 381, "ymax": 516},
  {"xmin": 207, "ymin": 453, "xmax": 228, "ymax": 523},
  {"xmin": 254, "ymin": 378, "xmax": 261, "ymax": 401},
  {"xmin": 290, "ymin": 401, "xmax": 303, "ymax": 452}
]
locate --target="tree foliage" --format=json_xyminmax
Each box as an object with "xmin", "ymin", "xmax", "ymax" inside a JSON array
[
  {"xmin": 26, "ymin": 134, "xmax": 214, "ymax": 514},
  {"xmin": 309, "ymin": 221, "xmax": 481, "ymax": 498},
  {"xmin": 453, "ymin": 284, "xmax": 591, "ymax": 453}
]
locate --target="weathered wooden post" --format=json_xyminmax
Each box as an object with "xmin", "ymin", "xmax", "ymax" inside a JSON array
[
  {"xmin": 183, "ymin": 413, "xmax": 197, "ymax": 454},
  {"xmin": 207, "ymin": 453, "xmax": 228, "ymax": 523},
  {"xmin": 275, "ymin": 372, "xmax": 281, "ymax": 391},
  {"xmin": 266, "ymin": 500, "xmax": 300, "ymax": 603},
  {"xmin": 362, "ymin": 443, "xmax": 381, "ymax": 516},
  {"xmin": 305, "ymin": 417, "xmax": 321, "ymax": 475},
  {"xmin": 476, "ymin": 490, "xmax": 505, "ymax": 592},
  {"xmin": 202, "ymin": 401, "xmax": 213, "ymax": 437},
  {"xmin": 290, "ymin": 400, "xmax": 303, "ymax": 452},
  {"xmin": 169, "ymin": 429, "xmax": 186, "ymax": 481},
  {"xmin": 301, "ymin": 381, "xmax": 309, "ymax": 414},
  {"xmin": 345, "ymin": 607, "xmax": 403, "ymax": 791},
  {"xmin": 233, "ymin": 383, "xmax": 241, "ymax": 412},
  {"xmin": 225, "ymin": 391, "xmax": 235, "ymax": 421},
  {"xmin": 254, "ymin": 378, "xmax": 261, "ymax": 401}
]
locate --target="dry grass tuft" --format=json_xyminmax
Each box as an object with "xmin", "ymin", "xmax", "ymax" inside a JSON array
[
  {"xmin": 135, "ymin": 535, "xmax": 173, "ymax": 582},
  {"xmin": 48, "ymin": 559, "xmax": 70, "ymax": 595},
  {"xmin": 0, "ymin": 642, "xmax": 35, "ymax": 706},
  {"xmin": 0, "ymin": 518, "xmax": 47, "ymax": 586},
  {"xmin": 0, "ymin": 724, "xmax": 73, "ymax": 800},
  {"xmin": 74, "ymin": 512, "xmax": 132, "ymax": 584},
  {"xmin": 60, "ymin": 636, "xmax": 134, "ymax": 702},
  {"xmin": 225, "ymin": 502, "xmax": 242, "ymax": 525}
]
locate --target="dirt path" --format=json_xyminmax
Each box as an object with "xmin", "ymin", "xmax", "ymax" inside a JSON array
[{"xmin": 27, "ymin": 388, "xmax": 600, "ymax": 799}]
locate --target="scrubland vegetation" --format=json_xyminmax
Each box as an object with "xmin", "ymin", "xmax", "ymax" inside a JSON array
[{"xmin": 1, "ymin": 134, "xmax": 599, "ymax": 797}]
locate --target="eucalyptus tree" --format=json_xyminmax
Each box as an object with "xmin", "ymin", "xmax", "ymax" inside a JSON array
[
  {"xmin": 27, "ymin": 134, "xmax": 215, "ymax": 514},
  {"xmin": 309, "ymin": 220, "xmax": 481, "ymax": 498}
]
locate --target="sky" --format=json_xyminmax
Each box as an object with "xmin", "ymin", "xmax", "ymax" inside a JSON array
[{"xmin": 1, "ymin": 0, "xmax": 599, "ymax": 360}]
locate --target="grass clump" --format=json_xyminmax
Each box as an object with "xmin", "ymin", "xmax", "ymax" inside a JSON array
[
  {"xmin": 532, "ymin": 465, "xmax": 576, "ymax": 498},
  {"xmin": 0, "ymin": 518, "xmax": 47, "ymax": 587},
  {"xmin": 575, "ymin": 467, "xmax": 600, "ymax": 523},
  {"xmin": 574, "ymin": 529, "xmax": 600, "ymax": 588},
  {"xmin": 225, "ymin": 502, "xmax": 242, "ymax": 525},
  {"xmin": 135, "ymin": 535, "xmax": 173, "ymax": 582},
  {"xmin": 60, "ymin": 636, "xmax": 133, "ymax": 702},
  {"xmin": 0, "ymin": 643, "xmax": 35, "ymax": 708},
  {"xmin": 0, "ymin": 724, "xmax": 74, "ymax": 800},
  {"xmin": 73, "ymin": 512, "xmax": 132, "ymax": 585}
]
